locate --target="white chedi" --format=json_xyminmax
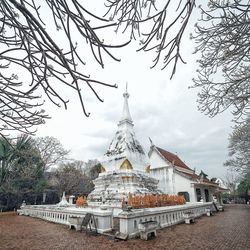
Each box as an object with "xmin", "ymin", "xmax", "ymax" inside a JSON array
[
  {"xmin": 88, "ymin": 87, "xmax": 161, "ymax": 208},
  {"xmin": 101, "ymin": 86, "xmax": 149, "ymax": 172},
  {"xmin": 57, "ymin": 192, "xmax": 70, "ymax": 207}
]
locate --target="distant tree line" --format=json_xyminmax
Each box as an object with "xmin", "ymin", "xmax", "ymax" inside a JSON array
[
  {"xmin": 224, "ymin": 116, "xmax": 250, "ymax": 203},
  {"xmin": 0, "ymin": 135, "xmax": 101, "ymax": 211}
]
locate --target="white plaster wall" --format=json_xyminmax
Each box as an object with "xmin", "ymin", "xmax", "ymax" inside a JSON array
[
  {"xmin": 149, "ymin": 150, "xmax": 170, "ymax": 169},
  {"xmin": 208, "ymin": 188, "xmax": 214, "ymax": 201},
  {"xmin": 150, "ymin": 168, "xmax": 196, "ymax": 202},
  {"xmin": 173, "ymin": 173, "xmax": 196, "ymax": 202},
  {"xmin": 149, "ymin": 149, "xmax": 175, "ymax": 193},
  {"xmin": 150, "ymin": 168, "xmax": 170, "ymax": 193},
  {"xmin": 168, "ymin": 167, "xmax": 174, "ymax": 194}
]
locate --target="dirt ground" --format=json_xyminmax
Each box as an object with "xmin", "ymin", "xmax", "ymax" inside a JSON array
[{"xmin": 0, "ymin": 204, "xmax": 249, "ymax": 250}]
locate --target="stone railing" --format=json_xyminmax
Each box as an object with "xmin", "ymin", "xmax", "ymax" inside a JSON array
[
  {"xmin": 118, "ymin": 202, "xmax": 213, "ymax": 238},
  {"xmin": 17, "ymin": 205, "xmax": 113, "ymax": 234}
]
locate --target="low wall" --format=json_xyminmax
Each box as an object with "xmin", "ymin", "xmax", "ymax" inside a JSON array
[
  {"xmin": 17, "ymin": 202, "xmax": 217, "ymax": 237},
  {"xmin": 118, "ymin": 202, "xmax": 213, "ymax": 238},
  {"xmin": 17, "ymin": 205, "xmax": 113, "ymax": 234}
]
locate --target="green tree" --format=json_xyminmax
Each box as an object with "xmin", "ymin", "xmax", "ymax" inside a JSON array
[
  {"xmin": 237, "ymin": 173, "xmax": 250, "ymax": 197},
  {"xmin": 0, "ymin": 137, "xmax": 15, "ymax": 188},
  {"xmin": 0, "ymin": 134, "xmax": 47, "ymax": 210},
  {"xmin": 224, "ymin": 117, "xmax": 250, "ymax": 175}
]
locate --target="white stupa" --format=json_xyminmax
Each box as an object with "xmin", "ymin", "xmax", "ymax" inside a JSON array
[
  {"xmin": 57, "ymin": 192, "xmax": 70, "ymax": 207},
  {"xmin": 88, "ymin": 86, "xmax": 161, "ymax": 208},
  {"xmin": 102, "ymin": 85, "xmax": 149, "ymax": 171}
]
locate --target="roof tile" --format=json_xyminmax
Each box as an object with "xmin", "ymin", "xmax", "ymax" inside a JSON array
[{"xmin": 156, "ymin": 147, "xmax": 191, "ymax": 171}]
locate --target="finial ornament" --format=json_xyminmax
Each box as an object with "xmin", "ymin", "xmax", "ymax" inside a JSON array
[
  {"xmin": 119, "ymin": 82, "xmax": 133, "ymax": 126},
  {"xmin": 123, "ymin": 82, "xmax": 129, "ymax": 98}
]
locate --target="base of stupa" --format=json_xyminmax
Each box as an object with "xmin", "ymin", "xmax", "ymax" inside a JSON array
[{"xmin": 87, "ymin": 170, "xmax": 162, "ymax": 209}]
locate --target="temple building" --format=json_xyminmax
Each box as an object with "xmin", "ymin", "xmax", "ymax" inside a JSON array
[{"xmin": 148, "ymin": 145, "xmax": 226, "ymax": 203}]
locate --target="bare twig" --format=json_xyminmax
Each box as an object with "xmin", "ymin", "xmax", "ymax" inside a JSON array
[{"xmin": 192, "ymin": 1, "xmax": 250, "ymax": 122}]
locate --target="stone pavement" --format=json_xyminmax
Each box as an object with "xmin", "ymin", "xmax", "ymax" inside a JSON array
[{"xmin": 0, "ymin": 204, "xmax": 249, "ymax": 250}]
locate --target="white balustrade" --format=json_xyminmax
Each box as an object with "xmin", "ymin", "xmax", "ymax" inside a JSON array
[
  {"xmin": 118, "ymin": 202, "xmax": 213, "ymax": 238},
  {"xmin": 17, "ymin": 205, "xmax": 113, "ymax": 234},
  {"xmin": 18, "ymin": 202, "xmax": 214, "ymax": 238}
]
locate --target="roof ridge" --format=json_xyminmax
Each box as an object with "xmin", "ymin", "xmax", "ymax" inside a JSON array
[
  {"xmin": 156, "ymin": 147, "xmax": 180, "ymax": 158},
  {"xmin": 156, "ymin": 146, "xmax": 191, "ymax": 170}
]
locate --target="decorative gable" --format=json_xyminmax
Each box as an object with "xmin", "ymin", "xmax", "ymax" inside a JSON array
[
  {"xmin": 120, "ymin": 159, "xmax": 133, "ymax": 170},
  {"xmin": 149, "ymin": 146, "xmax": 172, "ymax": 169},
  {"xmin": 100, "ymin": 165, "xmax": 106, "ymax": 173},
  {"xmin": 149, "ymin": 145, "xmax": 195, "ymax": 177}
]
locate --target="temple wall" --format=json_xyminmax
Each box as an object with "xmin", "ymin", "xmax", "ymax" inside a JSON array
[
  {"xmin": 150, "ymin": 168, "xmax": 196, "ymax": 202},
  {"xmin": 150, "ymin": 168, "xmax": 171, "ymax": 193},
  {"xmin": 173, "ymin": 172, "xmax": 196, "ymax": 202}
]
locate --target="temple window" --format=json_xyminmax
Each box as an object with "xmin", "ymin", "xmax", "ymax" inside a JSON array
[
  {"xmin": 196, "ymin": 188, "xmax": 202, "ymax": 202},
  {"xmin": 204, "ymin": 189, "xmax": 210, "ymax": 202},
  {"xmin": 134, "ymin": 220, "xmax": 137, "ymax": 229},
  {"xmin": 178, "ymin": 192, "xmax": 190, "ymax": 202}
]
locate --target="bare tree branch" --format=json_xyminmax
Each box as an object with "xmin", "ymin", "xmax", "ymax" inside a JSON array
[
  {"xmin": 105, "ymin": 0, "xmax": 196, "ymax": 78},
  {"xmin": 0, "ymin": 0, "xmax": 129, "ymax": 134},
  {"xmin": 0, "ymin": 0, "xmax": 197, "ymax": 135},
  {"xmin": 192, "ymin": 0, "xmax": 250, "ymax": 122},
  {"xmin": 34, "ymin": 136, "xmax": 69, "ymax": 170}
]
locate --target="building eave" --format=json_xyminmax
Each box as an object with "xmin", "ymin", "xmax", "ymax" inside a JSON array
[
  {"xmin": 174, "ymin": 168, "xmax": 197, "ymax": 181},
  {"xmin": 191, "ymin": 182, "xmax": 220, "ymax": 188}
]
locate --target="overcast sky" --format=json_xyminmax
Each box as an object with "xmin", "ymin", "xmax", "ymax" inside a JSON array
[{"xmin": 34, "ymin": 2, "xmax": 233, "ymax": 179}]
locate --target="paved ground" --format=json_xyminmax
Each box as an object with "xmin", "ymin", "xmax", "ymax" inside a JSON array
[{"xmin": 0, "ymin": 204, "xmax": 249, "ymax": 250}]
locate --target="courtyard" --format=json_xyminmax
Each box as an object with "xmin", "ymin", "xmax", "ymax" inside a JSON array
[{"xmin": 0, "ymin": 204, "xmax": 249, "ymax": 250}]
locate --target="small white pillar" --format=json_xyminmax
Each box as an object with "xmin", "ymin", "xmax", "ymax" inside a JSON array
[{"xmin": 69, "ymin": 195, "xmax": 75, "ymax": 205}]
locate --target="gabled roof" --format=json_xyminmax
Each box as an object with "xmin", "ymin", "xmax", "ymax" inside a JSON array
[{"xmin": 156, "ymin": 147, "xmax": 191, "ymax": 171}]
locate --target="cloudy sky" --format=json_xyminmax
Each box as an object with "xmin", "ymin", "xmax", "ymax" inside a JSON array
[{"xmin": 35, "ymin": 2, "xmax": 233, "ymax": 179}]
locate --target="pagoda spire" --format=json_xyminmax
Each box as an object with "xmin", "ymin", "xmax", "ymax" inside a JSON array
[{"xmin": 118, "ymin": 83, "xmax": 133, "ymax": 127}]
